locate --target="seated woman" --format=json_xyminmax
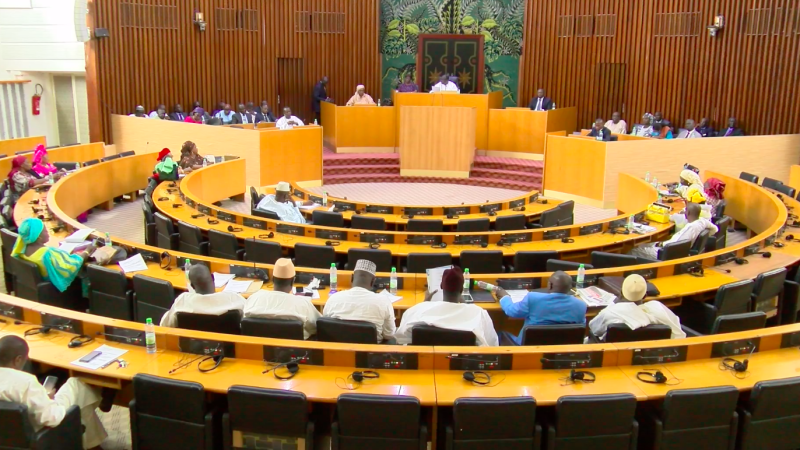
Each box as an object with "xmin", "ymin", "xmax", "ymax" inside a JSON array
[
  {"xmin": 673, "ymin": 169, "xmax": 707, "ymax": 204},
  {"xmin": 32, "ymin": 145, "xmax": 64, "ymax": 179},
  {"xmin": 12, "ymin": 218, "xmax": 100, "ymax": 293},
  {"xmin": 397, "ymin": 74, "xmax": 418, "ymax": 93},
  {"xmin": 7, "ymin": 156, "xmax": 58, "ymax": 205},
  {"xmin": 630, "ymin": 113, "xmax": 653, "ymax": 137},
  {"xmin": 651, "ymin": 123, "xmax": 673, "ymax": 139},
  {"xmin": 704, "ymin": 178, "xmax": 726, "ymax": 217},
  {"xmin": 153, "ymin": 148, "xmax": 182, "ymax": 182},
  {"xmin": 178, "ymin": 141, "xmax": 208, "ymax": 173}
]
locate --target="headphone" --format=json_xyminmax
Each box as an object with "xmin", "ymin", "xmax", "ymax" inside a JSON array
[
  {"xmin": 263, "ymin": 361, "xmax": 300, "ymax": 380},
  {"xmin": 568, "ymin": 369, "xmax": 596, "ymax": 383},
  {"xmin": 487, "ymin": 210, "xmax": 497, "ymax": 217},
  {"xmin": 24, "ymin": 326, "xmax": 53, "ymax": 337},
  {"xmin": 720, "ymin": 345, "xmax": 755, "ymax": 376},
  {"xmin": 227, "ymin": 225, "xmax": 243, "ymax": 232},
  {"xmin": 787, "ymin": 235, "xmax": 800, "ymax": 243},
  {"xmin": 463, "ymin": 371, "xmax": 492, "ymax": 385},
  {"xmin": 774, "ymin": 242, "xmax": 785, "ymax": 248},
  {"xmin": 172, "ymin": 204, "xmax": 182, "ymax": 208},
  {"xmin": 336, "ymin": 370, "xmax": 380, "ymax": 390},
  {"xmin": 157, "ymin": 197, "xmax": 169, "ymax": 201},
  {"xmin": 561, "ymin": 237, "xmax": 575, "ymax": 244},
  {"xmin": 68, "ymin": 334, "xmax": 95, "ymax": 348},
  {"xmin": 368, "ymin": 242, "xmax": 381, "ymax": 249},
  {"xmin": 687, "ymin": 265, "xmax": 705, "ymax": 278},
  {"xmin": 512, "ymin": 206, "xmax": 526, "ymax": 212},
  {"xmin": 636, "ymin": 370, "xmax": 669, "ymax": 384},
  {"xmin": 446, "ymin": 213, "xmax": 459, "ymax": 219},
  {"xmin": 258, "ymin": 232, "xmax": 275, "ymax": 239},
  {"xmin": 734, "ymin": 257, "xmax": 749, "ymax": 265},
  {"xmin": 354, "ymin": 209, "xmax": 363, "ymax": 215},
  {"xmin": 159, "ymin": 251, "xmax": 172, "ymax": 270},
  {"xmin": 496, "ymin": 239, "xmax": 511, "ymax": 247},
  {"xmin": 325, "ymin": 240, "xmax": 340, "ymax": 247},
  {"xmin": 756, "ymin": 251, "xmax": 772, "ymax": 258},
  {"xmin": 198, "ymin": 354, "xmax": 225, "ymax": 373},
  {"xmin": 401, "ymin": 214, "xmax": 415, "ymax": 219},
  {"xmin": 207, "ymin": 218, "xmax": 219, "ymax": 224},
  {"xmin": 191, "ymin": 213, "xmax": 205, "ymax": 218}
]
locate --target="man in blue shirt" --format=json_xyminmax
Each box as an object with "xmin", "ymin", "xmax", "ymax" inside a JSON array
[
  {"xmin": 215, "ymin": 104, "xmax": 235, "ymax": 124},
  {"xmin": 495, "ymin": 271, "xmax": 587, "ymax": 345}
]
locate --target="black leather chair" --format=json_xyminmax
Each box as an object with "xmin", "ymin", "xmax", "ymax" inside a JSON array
[
  {"xmin": 411, "ymin": 325, "xmax": 475, "ymax": 346},
  {"xmin": 144, "ymin": 177, "xmax": 158, "ymax": 198},
  {"xmin": 495, "ymin": 214, "xmax": 527, "ymax": 231},
  {"xmin": 1, "ymin": 228, "xmax": 18, "ymax": 293},
  {"xmin": 252, "ymin": 208, "xmax": 280, "ymax": 220},
  {"xmin": 249, "ymin": 186, "xmax": 263, "ymax": 207},
  {"xmin": 590, "ymin": 252, "xmax": 639, "ymax": 269},
  {"xmin": 10, "ymin": 257, "xmax": 85, "ymax": 311},
  {"xmin": 0, "ymin": 401, "xmax": 83, "ymax": 450},
  {"xmin": 316, "ymin": 317, "xmax": 377, "ymax": 344},
  {"xmin": 460, "ymin": 250, "xmax": 504, "ymax": 274},
  {"xmin": 706, "ymin": 216, "xmax": 731, "ymax": 252},
  {"xmin": 154, "ymin": 212, "xmax": 179, "ymax": 250},
  {"xmin": 689, "ymin": 229, "xmax": 711, "ymax": 256},
  {"xmin": 637, "ymin": 386, "xmax": 739, "ymax": 450},
  {"xmin": 712, "ymin": 200, "xmax": 727, "ymax": 221},
  {"xmin": 88, "ymin": 265, "xmax": 133, "ymax": 320},
  {"xmin": 775, "ymin": 183, "xmax": 797, "ymax": 198},
  {"xmin": 407, "ymin": 219, "xmax": 443, "ymax": 232},
  {"xmin": 332, "ymin": 394, "xmax": 426, "ymax": 450},
  {"xmin": 512, "ymin": 251, "xmax": 558, "ymax": 276},
  {"xmin": 242, "ymin": 239, "xmax": 282, "ymax": 264},
  {"xmin": 546, "ymin": 260, "xmax": 592, "ymax": 272},
  {"xmin": 177, "ymin": 310, "xmax": 242, "ymax": 335},
  {"xmin": 241, "ymin": 317, "xmax": 305, "ymax": 340},
  {"xmin": 312, "ymin": 210, "xmax": 344, "ymax": 227},
  {"xmin": 683, "ymin": 312, "xmax": 767, "ymax": 336},
  {"xmin": 447, "ymin": 397, "xmax": 541, "ymax": 450},
  {"xmin": 675, "ymin": 279, "xmax": 754, "ymax": 334},
  {"xmin": 750, "ymin": 268, "xmax": 786, "ymax": 318},
  {"xmin": 739, "ymin": 172, "xmax": 759, "ymax": 184},
  {"xmin": 547, "ymin": 394, "xmax": 638, "ymax": 450},
  {"xmin": 351, "ymin": 215, "xmax": 386, "ymax": 231},
  {"xmin": 346, "ymin": 248, "xmax": 393, "ymax": 272},
  {"xmin": 658, "ymin": 240, "xmax": 692, "ymax": 261},
  {"xmin": 224, "ymin": 387, "xmax": 313, "ymax": 450},
  {"xmin": 556, "ymin": 200, "xmax": 575, "ymax": 225},
  {"xmin": 130, "ymin": 374, "xmax": 216, "ymax": 450},
  {"xmin": 457, "ymin": 218, "xmax": 490, "ymax": 232},
  {"xmin": 520, "ymin": 324, "xmax": 586, "ymax": 346},
  {"xmin": 781, "ymin": 280, "xmax": 800, "ymax": 325},
  {"xmin": 208, "ymin": 230, "xmax": 244, "ymax": 260},
  {"xmin": 101, "ymin": 154, "xmax": 121, "ymax": 162},
  {"xmin": 592, "ymin": 324, "xmax": 672, "ymax": 343},
  {"xmin": 83, "ymin": 159, "xmax": 100, "ymax": 166},
  {"xmin": 293, "ymin": 243, "xmax": 337, "ymax": 269},
  {"xmin": 132, "ymin": 275, "xmax": 175, "ymax": 324},
  {"xmin": 54, "ymin": 162, "xmax": 79, "ymax": 171},
  {"xmin": 119, "ymin": 150, "xmax": 135, "ymax": 157},
  {"xmin": 404, "ymin": 253, "xmax": 453, "ymax": 273},
  {"xmin": 761, "ymin": 177, "xmax": 782, "ymax": 190},
  {"xmin": 532, "ymin": 209, "xmax": 560, "ymax": 228},
  {"xmin": 178, "ymin": 221, "xmax": 209, "ymax": 256},
  {"xmin": 736, "ymin": 376, "xmax": 800, "ymax": 450},
  {"xmin": 142, "ymin": 201, "xmax": 157, "ymax": 247}
]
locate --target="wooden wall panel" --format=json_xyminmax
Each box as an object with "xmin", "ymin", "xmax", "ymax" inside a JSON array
[
  {"xmin": 520, "ymin": 0, "xmax": 800, "ymax": 136},
  {"xmin": 90, "ymin": 0, "xmax": 380, "ymax": 143}
]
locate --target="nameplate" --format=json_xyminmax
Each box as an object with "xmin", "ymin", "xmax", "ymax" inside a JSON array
[
  {"xmin": 103, "ymin": 326, "xmax": 145, "ymax": 347},
  {"xmin": 41, "ymin": 313, "xmax": 83, "ymax": 335},
  {"xmin": 315, "ymin": 229, "xmax": 346, "ymax": 241},
  {"xmin": 448, "ymin": 353, "xmax": 512, "ymax": 371},
  {"xmin": 197, "ymin": 204, "xmax": 211, "ymax": 214},
  {"xmin": 674, "ymin": 261, "xmax": 702, "ymax": 276},
  {"xmin": 710, "ymin": 337, "xmax": 759, "ymax": 358},
  {"xmin": 540, "ymin": 351, "xmax": 603, "ymax": 370},
  {"xmin": 295, "ymin": 272, "xmax": 330, "ymax": 286},
  {"xmin": 479, "ymin": 203, "xmax": 501, "ymax": 213},
  {"xmin": 0, "ymin": 301, "xmax": 24, "ymax": 320},
  {"xmin": 333, "ymin": 201, "xmax": 356, "ymax": 212},
  {"xmin": 631, "ymin": 346, "xmax": 687, "ymax": 365},
  {"xmin": 366, "ymin": 205, "xmax": 393, "ymax": 214},
  {"xmin": 543, "ymin": 229, "xmax": 570, "ymax": 240},
  {"xmin": 185, "ymin": 198, "xmax": 196, "ymax": 208},
  {"xmin": 293, "ymin": 188, "xmax": 305, "ymax": 199},
  {"xmin": 497, "ymin": 278, "xmax": 538, "ymax": 290},
  {"xmin": 454, "ymin": 235, "xmax": 488, "ymax": 246},
  {"xmin": 404, "ymin": 207, "xmax": 433, "ymax": 216},
  {"xmin": 744, "ymin": 243, "xmax": 762, "ymax": 256},
  {"xmin": 405, "ymin": 235, "xmax": 442, "ymax": 245},
  {"xmin": 178, "ymin": 337, "xmax": 236, "ymax": 358},
  {"xmin": 715, "ymin": 251, "xmax": 737, "ymax": 266},
  {"xmin": 765, "ymin": 234, "xmax": 777, "ymax": 247},
  {"xmin": 443, "ymin": 206, "xmax": 470, "ymax": 216},
  {"xmin": 579, "ymin": 224, "xmax": 603, "ymax": 236},
  {"xmin": 509, "ymin": 198, "xmax": 525, "ymax": 209},
  {"xmin": 276, "ymin": 224, "xmax": 303, "ymax": 235},
  {"xmin": 216, "ymin": 210, "xmax": 236, "ymax": 223},
  {"xmin": 308, "ymin": 195, "xmax": 324, "ymax": 205},
  {"xmin": 263, "ymin": 347, "xmax": 323, "ymax": 365},
  {"xmin": 357, "ymin": 352, "xmax": 418, "ymax": 370},
  {"xmin": 230, "ymin": 265, "xmax": 269, "ymax": 282},
  {"xmin": 243, "ymin": 218, "xmax": 268, "ymax": 230},
  {"xmin": 359, "ymin": 233, "xmax": 393, "ymax": 244},
  {"xmin": 529, "ymin": 193, "xmax": 540, "ymax": 202},
  {"xmin": 500, "ymin": 233, "xmax": 532, "ymax": 243}
]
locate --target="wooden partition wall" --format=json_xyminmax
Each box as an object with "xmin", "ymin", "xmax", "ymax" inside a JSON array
[
  {"xmin": 0, "ymin": 142, "xmax": 105, "ymax": 179},
  {"xmin": 398, "ymin": 106, "xmax": 476, "ymax": 178},
  {"xmin": 0, "ymin": 136, "xmax": 45, "ymax": 155},
  {"xmin": 486, "ymin": 107, "xmax": 578, "ymax": 158},
  {"xmin": 321, "ymin": 102, "xmax": 396, "ymax": 153}
]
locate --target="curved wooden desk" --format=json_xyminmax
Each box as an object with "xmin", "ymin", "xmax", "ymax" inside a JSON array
[{"xmin": 0, "ymin": 142, "xmax": 106, "ymax": 178}]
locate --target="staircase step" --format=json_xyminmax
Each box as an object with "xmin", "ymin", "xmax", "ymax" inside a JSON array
[
  {"xmin": 470, "ymin": 167, "xmax": 542, "ymax": 183},
  {"xmin": 323, "ymin": 164, "xmax": 400, "ymax": 175},
  {"xmin": 468, "ymin": 176, "xmax": 540, "ymax": 191},
  {"xmin": 322, "ymin": 173, "xmax": 536, "ymax": 191},
  {"xmin": 323, "ymin": 173, "xmax": 403, "ymax": 184},
  {"xmin": 323, "ymin": 153, "xmax": 399, "ymax": 166},
  {"xmin": 473, "ymin": 155, "xmax": 543, "ymax": 173}
]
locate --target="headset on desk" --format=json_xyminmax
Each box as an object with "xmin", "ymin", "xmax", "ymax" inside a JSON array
[{"xmin": 336, "ymin": 370, "xmax": 380, "ymax": 390}]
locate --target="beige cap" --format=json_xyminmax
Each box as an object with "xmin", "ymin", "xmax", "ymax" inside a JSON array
[
  {"xmin": 276, "ymin": 181, "xmax": 291, "ymax": 192},
  {"xmin": 622, "ymin": 274, "xmax": 647, "ymax": 301},
  {"xmin": 273, "ymin": 258, "xmax": 296, "ymax": 278}
]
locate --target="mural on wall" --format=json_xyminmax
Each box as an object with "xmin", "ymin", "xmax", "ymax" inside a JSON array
[{"xmin": 380, "ymin": 0, "xmax": 524, "ymax": 107}]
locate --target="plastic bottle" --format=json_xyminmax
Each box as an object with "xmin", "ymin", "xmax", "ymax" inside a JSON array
[
  {"xmin": 552, "ymin": 103, "xmax": 556, "ymax": 110},
  {"xmin": 145, "ymin": 318, "xmax": 157, "ymax": 354},
  {"xmin": 389, "ymin": 267, "xmax": 397, "ymax": 294},
  {"xmin": 314, "ymin": 119, "xmax": 318, "ymax": 125},
  {"xmin": 645, "ymin": 172, "xmax": 650, "ymax": 183},
  {"xmin": 627, "ymin": 214, "xmax": 635, "ymax": 230},
  {"xmin": 462, "ymin": 269, "xmax": 471, "ymax": 295},
  {"xmin": 576, "ymin": 264, "xmax": 586, "ymax": 289},
  {"xmin": 322, "ymin": 191, "xmax": 328, "ymax": 206},
  {"xmin": 475, "ymin": 280, "xmax": 497, "ymax": 292},
  {"xmin": 184, "ymin": 259, "xmax": 194, "ymax": 293},
  {"xmin": 330, "ymin": 263, "xmax": 338, "ymax": 292},
  {"xmin": 202, "ymin": 158, "xmax": 207, "ymax": 168},
  {"xmin": 377, "ymin": 99, "xmax": 382, "ymax": 107},
  {"xmin": 595, "ymin": 131, "xmax": 603, "ymax": 141},
  {"xmin": 652, "ymin": 177, "xmax": 659, "ymax": 189},
  {"xmin": 48, "ymin": 173, "xmax": 54, "ymax": 184},
  {"xmin": 75, "ymin": 162, "xmax": 81, "ymax": 171},
  {"xmin": 104, "ymin": 232, "xmax": 112, "ymax": 247}
]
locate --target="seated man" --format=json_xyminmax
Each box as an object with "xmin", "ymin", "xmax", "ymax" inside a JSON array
[
  {"xmin": 721, "ymin": 117, "xmax": 745, "ymax": 137},
  {"xmin": 254, "ymin": 181, "xmax": 306, "ymax": 224},
  {"xmin": 695, "ymin": 117, "xmax": 716, "ymax": 137},
  {"xmin": 676, "ymin": 119, "xmax": 702, "ymax": 138},
  {"xmin": 495, "ymin": 271, "xmax": 587, "ymax": 345},
  {"xmin": 604, "ymin": 112, "xmax": 627, "ymax": 134},
  {"xmin": 430, "ymin": 74, "xmax": 460, "ymax": 93},
  {"xmin": 631, "ymin": 203, "xmax": 718, "ymax": 260},
  {"xmin": 528, "ymin": 88, "xmax": 553, "ymax": 111},
  {"xmin": 160, "ymin": 265, "xmax": 245, "ymax": 327},
  {"xmin": 0, "ymin": 335, "xmax": 107, "ymax": 449},
  {"xmin": 215, "ymin": 104, "xmax": 236, "ymax": 124},
  {"xmin": 395, "ymin": 266, "xmax": 498, "ymax": 346},
  {"xmin": 254, "ymin": 102, "xmax": 277, "ymax": 123},
  {"xmin": 589, "ymin": 274, "xmax": 685, "ymax": 341},
  {"xmin": 129, "ymin": 105, "xmax": 147, "ymax": 118},
  {"xmin": 148, "ymin": 104, "xmax": 168, "ymax": 119},
  {"xmin": 244, "ymin": 258, "xmax": 321, "ymax": 339},
  {"xmin": 276, "ymin": 107, "xmax": 303, "ymax": 130},
  {"xmin": 587, "ymin": 118, "xmax": 612, "ymax": 141},
  {"xmin": 653, "ymin": 111, "xmax": 671, "ymax": 128},
  {"xmin": 345, "ymin": 85, "xmax": 376, "ymax": 106},
  {"xmin": 323, "ymin": 260, "xmax": 396, "ymax": 343}
]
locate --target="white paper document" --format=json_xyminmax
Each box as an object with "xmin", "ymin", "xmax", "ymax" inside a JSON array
[
  {"xmin": 297, "ymin": 202, "xmax": 320, "ymax": 210},
  {"xmin": 291, "ymin": 286, "xmax": 321, "ymax": 299},
  {"xmin": 576, "ymin": 286, "xmax": 616, "ymax": 307},
  {"xmin": 223, "ymin": 280, "xmax": 252, "ymax": 294},
  {"xmin": 505, "ymin": 290, "xmax": 530, "ymax": 304},
  {"xmin": 59, "ymin": 240, "xmax": 92, "ymax": 254},
  {"xmin": 378, "ymin": 289, "xmax": 404, "ymax": 304},
  {"xmin": 213, "ymin": 273, "xmax": 236, "ymax": 288},
  {"xmin": 425, "ymin": 265, "xmax": 452, "ymax": 303},
  {"xmin": 64, "ymin": 228, "xmax": 95, "ymax": 243},
  {"xmin": 71, "ymin": 345, "xmax": 128, "ymax": 370},
  {"xmin": 118, "ymin": 254, "xmax": 148, "ymax": 273}
]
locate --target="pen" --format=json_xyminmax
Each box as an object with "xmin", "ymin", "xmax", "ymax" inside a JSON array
[{"xmin": 100, "ymin": 358, "xmax": 119, "ymax": 369}]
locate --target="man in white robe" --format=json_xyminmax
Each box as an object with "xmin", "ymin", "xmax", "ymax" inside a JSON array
[
  {"xmin": 430, "ymin": 74, "xmax": 460, "ymax": 93},
  {"xmin": 254, "ymin": 181, "xmax": 307, "ymax": 224},
  {"xmin": 631, "ymin": 203, "xmax": 717, "ymax": 260},
  {"xmin": 275, "ymin": 107, "xmax": 303, "ymax": 130},
  {"xmin": 160, "ymin": 265, "xmax": 245, "ymax": 328}
]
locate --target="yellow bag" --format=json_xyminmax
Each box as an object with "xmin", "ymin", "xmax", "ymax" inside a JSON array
[{"xmin": 645, "ymin": 202, "xmax": 671, "ymax": 224}]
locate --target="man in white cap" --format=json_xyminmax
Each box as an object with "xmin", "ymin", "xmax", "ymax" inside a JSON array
[
  {"xmin": 323, "ymin": 259, "xmax": 397, "ymax": 343},
  {"xmin": 254, "ymin": 181, "xmax": 306, "ymax": 224},
  {"xmin": 588, "ymin": 274, "xmax": 685, "ymax": 341},
  {"xmin": 160, "ymin": 265, "xmax": 246, "ymax": 328},
  {"xmin": 244, "ymin": 258, "xmax": 321, "ymax": 339},
  {"xmin": 345, "ymin": 85, "xmax": 376, "ymax": 106}
]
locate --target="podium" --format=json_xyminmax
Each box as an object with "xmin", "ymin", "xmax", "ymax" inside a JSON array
[{"xmin": 398, "ymin": 106, "xmax": 476, "ymax": 178}]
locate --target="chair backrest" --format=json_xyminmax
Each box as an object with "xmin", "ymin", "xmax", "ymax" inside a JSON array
[
  {"xmin": 347, "ymin": 248, "xmax": 393, "ymax": 272},
  {"xmin": 83, "ymin": 159, "xmax": 100, "ymax": 166},
  {"xmin": 776, "ymin": 183, "xmax": 797, "ymax": 198},
  {"xmin": 739, "ymin": 172, "xmax": 759, "ymax": 184},
  {"xmin": 335, "ymin": 394, "xmax": 423, "ymax": 447},
  {"xmin": 131, "ymin": 374, "xmax": 210, "ymax": 449},
  {"xmin": 226, "ymin": 386, "xmax": 309, "ymax": 438},
  {"xmin": 460, "ymin": 250, "xmax": 504, "ymax": 274},
  {"xmin": 604, "ymin": 323, "xmax": 672, "ymax": 342},
  {"xmin": 557, "ymin": 200, "xmax": 575, "ymax": 218},
  {"xmin": 411, "ymin": 325, "xmax": 475, "ymax": 346},
  {"xmin": 119, "ymin": 150, "xmax": 135, "ymax": 157},
  {"xmin": 0, "ymin": 401, "xmax": 36, "ymax": 448},
  {"xmin": 154, "ymin": 212, "xmax": 178, "ymax": 250},
  {"xmin": 144, "ymin": 178, "xmax": 158, "ymax": 197},
  {"xmin": 294, "ymin": 243, "xmax": 336, "ymax": 269},
  {"xmin": 546, "ymin": 259, "xmax": 592, "ymax": 272},
  {"xmin": 312, "ymin": 210, "xmax": 344, "ymax": 228},
  {"xmin": 742, "ymin": 377, "xmax": 800, "ymax": 450},
  {"xmin": 243, "ymin": 239, "xmax": 282, "ymax": 264},
  {"xmin": 101, "ymin": 154, "xmax": 121, "ymax": 162},
  {"xmin": 457, "ymin": 218, "xmax": 490, "ymax": 232},
  {"xmin": 407, "ymin": 219, "xmax": 443, "ymax": 232},
  {"xmin": 241, "ymin": 317, "xmax": 304, "ymax": 340},
  {"xmin": 1, "ymin": 228, "xmax": 18, "ymax": 268},
  {"xmin": 495, "ymin": 214, "xmax": 526, "ymax": 231},
  {"xmin": 10, "ymin": 257, "xmax": 43, "ymax": 301},
  {"xmin": 452, "ymin": 397, "xmax": 537, "ymax": 447},
  {"xmin": 752, "ymin": 268, "xmax": 787, "ymax": 303},
  {"xmin": 590, "ymin": 251, "xmax": 639, "ymax": 269},
  {"xmin": 553, "ymin": 394, "xmax": 637, "ymax": 448},
  {"xmin": 714, "ymin": 200, "xmax": 727, "ymax": 219},
  {"xmin": 252, "ymin": 208, "xmax": 280, "ymax": 220},
  {"xmin": 658, "ymin": 386, "xmax": 739, "ymax": 447},
  {"xmin": 88, "ymin": 265, "xmax": 132, "ymax": 320},
  {"xmin": 710, "ymin": 312, "xmax": 766, "ymax": 334},
  {"xmin": 177, "ymin": 221, "xmax": 207, "ymax": 256},
  {"xmin": 707, "ymin": 216, "xmax": 730, "ymax": 251},
  {"xmin": 316, "ymin": 317, "xmax": 377, "ymax": 344},
  {"xmin": 351, "ymin": 215, "xmax": 386, "ymax": 231},
  {"xmin": 521, "ymin": 324, "xmax": 586, "ymax": 345},
  {"xmin": 208, "ymin": 229, "xmax": 242, "ymax": 260},
  {"xmin": 513, "ymin": 251, "xmax": 558, "ymax": 273},
  {"xmin": 761, "ymin": 177, "xmax": 783, "ymax": 190},
  {"xmin": 406, "ymin": 253, "xmax": 453, "ymax": 274},
  {"xmin": 249, "ymin": 186, "xmax": 263, "ymax": 206},
  {"xmin": 538, "ymin": 209, "xmax": 561, "ymax": 228},
  {"xmin": 714, "ymin": 279, "xmax": 755, "ymax": 315},
  {"xmin": 132, "ymin": 274, "xmax": 175, "ymax": 323},
  {"xmin": 658, "ymin": 239, "xmax": 692, "ymax": 261},
  {"xmin": 689, "ymin": 229, "xmax": 711, "ymax": 255},
  {"xmin": 177, "ymin": 310, "xmax": 242, "ymax": 335}
]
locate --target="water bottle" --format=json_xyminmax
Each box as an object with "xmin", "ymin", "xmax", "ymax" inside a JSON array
[
  {"xmin": 329, "ymin": 263, "xmax": 338, "ymax": 292},
  {"xmin": 74, "ymin": 163, "xmax": 80, "ymax": 171},
  {"xmin": 48, "ymin": 173, "xmax": 54, "ymax": 184},
  {"xmin": 596, "ymin": 132, "xmax": 603, "ymax": 141},
  {"xmin": 652, "ymin": 177, "xmax": 658, "ymax": 189},
  {"xmin": 552, "ymin": 103, "xmax": 556, "ymax": 110},
  {"xmin": 145, "ymin": 318, "xmax": 157, "ymax": 354},
  {"xmin": 389, "ymin": 267, "xmax": 397, "ymax": 294},
  {"xmin": 314, "ymin": 119, "xmax": 318, "ymax": 125},
  {"xmin": 104, "ymin": 232, "xmax": 112, "ymax": 247},
  {"xmin": 377, "ymin": 99, "xmax": 381, "ymax": 106},
  {"xmin": 576, "ymin": 264, "xmax": 586, "ymax": 289},
  {"xmin": 202, "ymin": 158, "xmax": 207, "ymax": 168},
  {"xmin": 322, "ymin": 191, "xmax": 328, "ymax": 206},
  {"xmin": 185, "ymin": 259, "xmax": 194, "ymax": 293},
  {"xmin": 475, "ymin": 280, "xmax": 497, "ymax": 292},
  {"xmin": 627, "ymin": 214, "xmax": 634, "ymax": 230},
  {"xmin": 645, "ymin": 171, "xmax": 650, "ymax": 183},
  {"xmin": 462, "ymin": 269, "xmax": 470, "ymax": 296}
]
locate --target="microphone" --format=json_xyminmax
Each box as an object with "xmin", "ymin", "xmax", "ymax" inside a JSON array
[{"xmin": 96, "ymin": 331, "xmax": 144, "ymax": 344}]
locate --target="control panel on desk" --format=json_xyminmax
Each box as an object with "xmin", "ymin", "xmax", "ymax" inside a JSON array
[
  {"xmin": 357, "ymin": 352, "xmax": 419, "ymax": 370},
  {"xmin": 264, "ymin": 346, "xmax": 323, "ymax": 365},
  {"xmin": 447, "ymin": 353, "xmax": 512, "ymax": 371}
]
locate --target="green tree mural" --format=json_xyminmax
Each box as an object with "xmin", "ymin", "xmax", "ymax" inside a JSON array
[{"xmin": 380, "ymin": 0, "xmax": 524, "ymax": 107}]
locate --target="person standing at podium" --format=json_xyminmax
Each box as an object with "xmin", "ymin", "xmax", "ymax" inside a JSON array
[
  {"xmin": 528, "ymin": 88, "xmax": 553, "ymax": 111},
  {"xmin": 430, "ymin": 74, "xmax": 459, "ymax": 93},
  {"xmin": 312, "ymin": 76, "xmax": 332, "ymax": 124},
  {"xmin": 345, "ymin": 85, "xmax": 376, "ymax": 106}
]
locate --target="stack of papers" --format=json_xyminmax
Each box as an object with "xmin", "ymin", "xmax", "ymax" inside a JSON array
[
  {"xmin": 213, "ymin": 273, "xmax": 236, "ymax": 288},
  {"xmin": 632, "ymin": 223, "xmax": 657, "ymax": 234},
  {"xmin": 223, "ymin": 280, "xmax": 252, "ymax": 293},
  {"xmin": 576, "ymin": 286, "xmax": 616, "ymax": 307},
  {"xmin": 425, "ymin": 265, "xmax": 452, "ymax": 303},
  {"xmin": 64, "ymin": 228, "xmax": 95, "ymax": 243},
  {"xmin": 71, "ymin": 345, "xmax": 128, "ymax": 370},
  {"xmin": 118, "ymin": 254, "xmax": 148, "ymax": 273},
  {"xmin": 59, "ymin": 240, "xmax": 92, "ymax": 254},
  {"xmin": 298, "ymin": 202, "xmax": 321, "ymax": 210},
  {"xmin": 378, "ymin": 289, "xmax": 404, "ymax": 304}
]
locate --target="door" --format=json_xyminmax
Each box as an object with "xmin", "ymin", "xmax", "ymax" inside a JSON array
[{"xmin": 277, "ymin": 58, "xmax": 306, "ymax": 122}]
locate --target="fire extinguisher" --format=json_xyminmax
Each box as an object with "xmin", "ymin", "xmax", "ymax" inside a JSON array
[{"xmin": 32, "ymin": 84, "xmax": 43, "ymax": 116}]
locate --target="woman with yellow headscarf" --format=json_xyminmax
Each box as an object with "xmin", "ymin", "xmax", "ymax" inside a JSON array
[{"xmin": 674, "ymin": 169, "xmax": 707, "ymax": 204}]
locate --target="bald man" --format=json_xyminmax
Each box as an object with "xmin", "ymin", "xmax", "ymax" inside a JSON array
[
  {"xmin": 160, "ymin": 265, "xmax": 245, "ymax": 327},
  {"xmin": 495, "ymin": 271, "xmax": 586, "ymax": 345},
  {"xmin": 630, "ymin": 203, "xmax": 718, "ymax": 260}
]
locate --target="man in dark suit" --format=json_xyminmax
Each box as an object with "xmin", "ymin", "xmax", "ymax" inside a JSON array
[
  {"xmin": 653, "ymin": 111, "xmax": 671, "ymax": 128},
  {"xmin": 312, "ymin": 76, "xmax": 332, "ymax": 124},
  {"xmin": 587, "ymin": 118, "xmax": 612, "ymax": 141},
  {"xmin": 254, "ymin": 103, "xmax": 276, "ymax": 123},
  {"xmin": 721, "ymin": 117, "xmax": 745, "ymax": 137},
  {"xmin": 169, "ymin": 104, "xmax": 186, "ymax": 122},
  {"xmin": 231, "ymin": 103, "xmax": 255, "ymax": 125},
  {"xmin": 528, "ymin": 88, "xmax": 554, "ymax": 111},
  {"xmin": 695, "ymin": 117, "xmax": 716, "ymax": 137}
]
